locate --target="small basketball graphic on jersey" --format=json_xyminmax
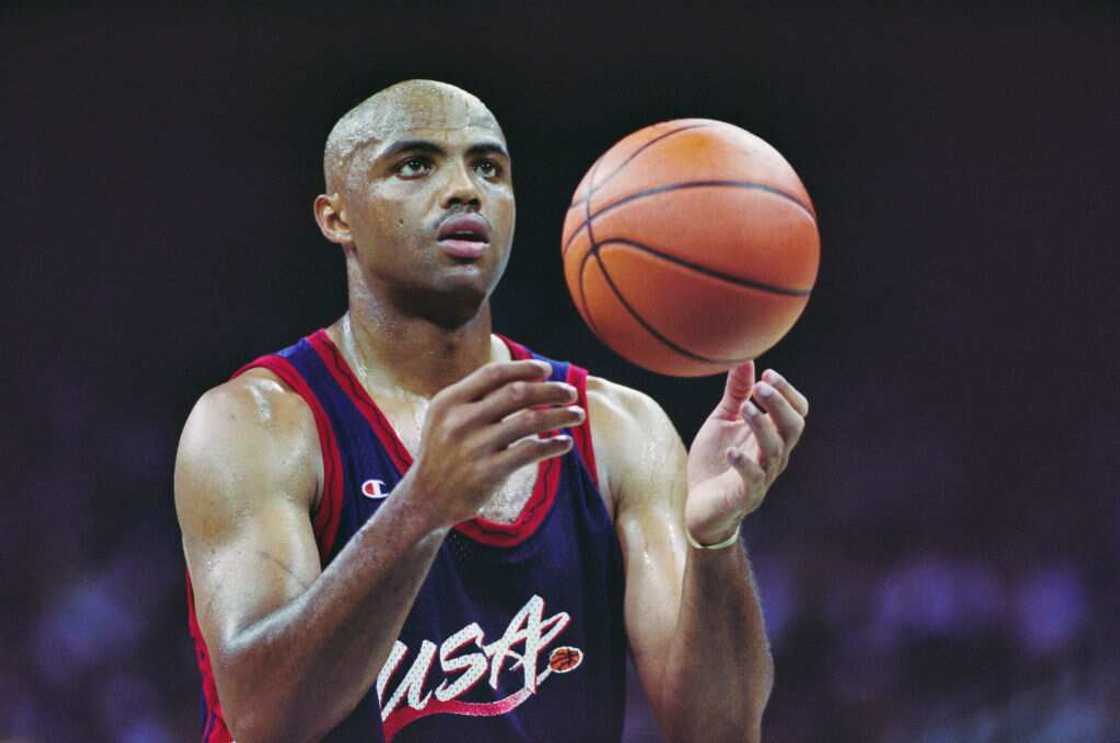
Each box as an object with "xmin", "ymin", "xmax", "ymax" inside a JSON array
[
  {"xmin": 548, "ymin": 646, "xmax": 583, "ymax": 673},
  {"xmin": 362, "ymin": 479, "xmax": 388, "ymax": 499}
]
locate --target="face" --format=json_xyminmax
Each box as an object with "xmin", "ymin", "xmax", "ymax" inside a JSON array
[{"xmin": 326, "ymin": 86, "xmax": 515, "ymax": 322}]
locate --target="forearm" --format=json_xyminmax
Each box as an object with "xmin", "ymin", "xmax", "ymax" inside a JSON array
[
  {"xmin": 218, "ymin": 479, "xmax": 446, "ymax": 742},
  {"xmin": 658, "ymin": 542, "xmax": 773, "ymax": 743}
]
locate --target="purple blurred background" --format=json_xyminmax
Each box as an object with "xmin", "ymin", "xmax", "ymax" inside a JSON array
[{"xmin": 4, "ymin": 3, "xmax": 1119, "ymax": 741}]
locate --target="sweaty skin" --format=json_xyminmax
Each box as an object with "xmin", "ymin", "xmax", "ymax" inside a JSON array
[
  {"xmin": 176, "ymin": 79, "xmax": 805, "ymax": 743},
  {"xmin": 324, "ymin": 81, "xmax": 502, "ymax": 195}
]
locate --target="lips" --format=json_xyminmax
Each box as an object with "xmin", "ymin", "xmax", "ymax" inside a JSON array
[{"xmin": 437, "ymin": 214, "xmax": 491, "ymax": 260}]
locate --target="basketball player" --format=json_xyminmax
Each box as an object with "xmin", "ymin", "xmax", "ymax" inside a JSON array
[{"xmin": 175, "ymin": 80, "xmax": 809, "ymax": 743}]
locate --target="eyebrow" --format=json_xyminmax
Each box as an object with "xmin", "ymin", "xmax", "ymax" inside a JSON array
[{"xmin": 377, "ymin": 138, "xmax": 510, "ymax": 161}]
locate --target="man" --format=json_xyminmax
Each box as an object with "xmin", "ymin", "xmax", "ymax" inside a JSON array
[{"xmin": 175, "ymin": 79, "xmax": 808, "ymax": 743}]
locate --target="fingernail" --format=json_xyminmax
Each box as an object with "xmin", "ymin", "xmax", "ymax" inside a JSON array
[
  {"xmin": 757, "ymin": 382, "xmax": 775, "ymax": 397},
  {"xmin": 763, "ymin": 369, "xmax": 782, "ymax": 384}
]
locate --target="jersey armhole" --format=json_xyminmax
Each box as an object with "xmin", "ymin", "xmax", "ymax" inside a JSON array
[
  {"xmin": 232, "ymin": 356, "xmax": 344, "ymax": 561},
  {"xmin": 494, "ymin": 334, "xmax": 601, "ymax": 492},
  {"xmin": 564, "ymin": 364, "xmax": 600, "ymax": 492}
]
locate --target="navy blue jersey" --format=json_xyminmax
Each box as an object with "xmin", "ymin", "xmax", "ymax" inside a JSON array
[{"xmin": 187, "ymin": 329, "xmax": 627, "ymax": 742}]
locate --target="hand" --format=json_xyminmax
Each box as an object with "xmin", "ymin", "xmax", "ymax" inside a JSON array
[
  {"xmin": 400, "ymin": 360, "xmax": 585, "ymax": 529},
  {"xmin": 685, "ymin": 363, "xmax": 809, "ymax": 545}
]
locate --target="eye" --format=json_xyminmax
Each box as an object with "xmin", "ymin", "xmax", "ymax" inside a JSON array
[
  {"xmin": 397, "ymin": 157, "xmax": 432, "ymax": 178},
  {"xmin": 475, "ymin": 159, "xmax": 502, "ymax": 178}
]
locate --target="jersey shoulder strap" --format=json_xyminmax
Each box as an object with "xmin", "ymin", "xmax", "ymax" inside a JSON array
[
  {"xmin": 232, "ymin": 336, "xmax": 346, "ymax": 560},
  {"xmin": 497, "ymin": 335, "xmax": 599, "ymax": 491}
]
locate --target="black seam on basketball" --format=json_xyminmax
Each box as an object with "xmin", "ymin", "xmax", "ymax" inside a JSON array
[
  {"xmin": 561, "ymin": 223, "xmax": 583, "ymax": 258},
  {"xmin": 566, "ymin": 123, "xmax": 717, "ymax": 211},
  {"xmin": 596, "ymin": 238, "xmax": 812, "ymax": 297},
  {"xmin": 563, "ymin": 179, "xmax": 816, "ymax": 253},
  {"xmin": 585, "ymin": 246, "xmax": 754, "ymax": 366},
  {"xmin": 563, "ymin": 152, "xmax": 609, "ymax": 257},
  {"xmin": 578, "ymin": 256, "xmax": 601, "ymax": 339},
  {"xmin": 561, "ymin": 151, "xmax": 604, "ymax": 251},
  {"xmin": 567, "ymin": 151, "xmax": 605, "ymax": 213},
  {"xmin": 578, "ymin": 156, "xmax": 605, "ymax": 336}
]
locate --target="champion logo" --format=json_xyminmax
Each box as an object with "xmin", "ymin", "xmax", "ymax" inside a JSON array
[{"xmin": 362, "ymin": 479, "xmax": 388, "ymax": 499}]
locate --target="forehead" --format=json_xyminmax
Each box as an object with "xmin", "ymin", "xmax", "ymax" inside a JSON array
[
  {"xmin": 347, "ymin": 92, "xmax": 505, "ymax": 164},
  {"xmin": 325, "ymin": 82, "xmax": 506, "ymax": 189},
  {"xmin": 374, "ymin": 86, "xmax": 499, "ymax": 136}
]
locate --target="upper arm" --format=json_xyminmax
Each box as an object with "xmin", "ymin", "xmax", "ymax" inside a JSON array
[
  {"xmin": 587, "ymin": 377, "xmax": 689, "ymax": 698},
  {"xmin": 175, "ymin": 370, "xmax": 323, "ymax": 664}
]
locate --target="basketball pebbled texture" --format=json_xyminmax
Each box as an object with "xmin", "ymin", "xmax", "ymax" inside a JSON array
[{"xmin": 562, "ymin": 119, "xmax": 820, "ymax": 377}]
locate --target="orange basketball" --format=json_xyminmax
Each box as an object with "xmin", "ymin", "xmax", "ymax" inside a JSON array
[
  {"xmin": 561, "ymin": 119, "xmax": 820, "ymax": 376},
  {"xmin": 548, "ymin": 646, "xmax": 584, "ymax": 673}
]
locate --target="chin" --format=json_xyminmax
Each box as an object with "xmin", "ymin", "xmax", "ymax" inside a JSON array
[{"xmin": 399, "ymin": 276, "xmax": 494, "ymax": 329}]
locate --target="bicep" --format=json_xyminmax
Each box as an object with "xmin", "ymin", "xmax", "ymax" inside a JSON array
[
  {"xmin": 593, "ymin": 382, "xmax": 690, "ymax": 696},
  {"xmin": 618, "ymin": 485, "xmax": 687, "ymax": 686},
  {"xmin": 175, "ymin": 381, "xmax": 322, "ymax": 657}
]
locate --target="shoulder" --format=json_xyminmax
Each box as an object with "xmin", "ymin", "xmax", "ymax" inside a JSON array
[
  {"xmin": 586, "ymin": 375, "xmax": 671, "ymax": 436},
  {"xmin": 183, "ymin": 368, "xmax": 319, "ymax": 450},
  {"xmin": 174, "ymin": 368, "xmax": 322, "ymax": 527},
  {"xmin": 586, "ymin": 375, "xmax": 686, "ymax": 506}
]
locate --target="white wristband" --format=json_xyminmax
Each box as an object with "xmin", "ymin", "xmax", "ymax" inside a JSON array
[{"xmin": 686, "ymin": 524, "xmax": 742, "ymax": 550}]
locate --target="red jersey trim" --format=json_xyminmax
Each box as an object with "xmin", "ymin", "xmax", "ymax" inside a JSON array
[
  {"xmin": 304, "ymin": 331, "xmax": 413, "ymax": 475},
  {"xmin": 307, "ymin": 329, "xmax": 568, "ymax": 548},
  {"xmin": 501, "ymin": 334, "xmax": 599, "ymax": 490},
  {"xmin": 232, "ymin": 355, "xmax": 345, "ymax": 561},
  {"xmin": 564, "ymin": 364, "xmax": 599, "ymax": 491},
  {"xmin": 383, "ymin": 686, "xmax": 534, "ymax": 742},
  {"xmin": 186, "ymin": 577, "xmax": 232, "ymax": 743},
  {"xmin": 184, "ymin": 355, "xmax": 348, "ymax": 742}
]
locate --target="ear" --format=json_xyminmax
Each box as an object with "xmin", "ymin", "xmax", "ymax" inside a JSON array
[{"xmin": 313, "ymin": 193, "xmax": 353, "ymax": 246}]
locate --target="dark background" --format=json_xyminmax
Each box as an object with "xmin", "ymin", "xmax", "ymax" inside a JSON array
[{"xmin": 4, "ymin": 3, "xmax": 1119, "ymax": 741}]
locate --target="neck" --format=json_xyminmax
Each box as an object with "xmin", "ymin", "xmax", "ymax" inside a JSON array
[{"xmin": 333, "ymin": 285, "xmax": 501, "ymax": 400}]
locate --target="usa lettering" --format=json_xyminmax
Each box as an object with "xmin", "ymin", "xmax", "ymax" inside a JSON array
[{"xmin": 377, "ymin": 594, "xmax": 576, "ymax": 723}]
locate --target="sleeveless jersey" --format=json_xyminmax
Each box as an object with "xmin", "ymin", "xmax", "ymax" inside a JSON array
[{"xmin": 186, "ymin": 329, "xmax": 627, "ymax": 742}]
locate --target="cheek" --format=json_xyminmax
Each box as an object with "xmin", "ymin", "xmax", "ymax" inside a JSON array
[
  {"xmin": 357, "ymin": 191, "xmax": 422, "ymax": 240},
  {"xmin": 491, "ymin": 191, "xmax": 516, "ymax": 235}
]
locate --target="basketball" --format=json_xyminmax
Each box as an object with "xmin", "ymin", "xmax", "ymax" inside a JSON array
[
  {"xmin": 561, "ymin": 119, "xmax": 820, "ymax": 377},
  {"xmin": 548, "ymin": 646, "xmax": 584, "ymax": 673}
]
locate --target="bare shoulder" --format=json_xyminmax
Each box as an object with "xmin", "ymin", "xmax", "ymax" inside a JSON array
[
  {"xmin": 586, "ymin": 375, "xmax": 686, "ymax": 508},
  {"xmin": 586, "ymin": 375, "xmax": 671, "ymax": 436},
  {"xmin": 174, "ymin": 369, "xmax": 322, "ymax": 536}
]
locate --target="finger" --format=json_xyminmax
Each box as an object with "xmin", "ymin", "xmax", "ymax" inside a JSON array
[
  {"xmin": 726, "ymin": 446, "xmax": 766, "ymax": 491},
  {"xmin": 487, "ymin": 405, "xmax": 585, "ymax": 449},
  {"xmin": 753, "ymin": 380, "xmax": 806, "ymax": 450},
  {"xmin": 741, "ymin": 399, "xmax": 783, "ymax": 477},
  {"xmin": 441, "ymin": 360, "xmax": 553, "ymax": 404},
  {"xmin": 470, "ymin": 379, "xmax": 578, "ymax": 424},
  {"xmin": 712, "ymin": 361, "xmax": 756, "ymax": 421},
  {"xmin": 491, "ymin": 433, "xmax": 573, "ymax": 473},
  {"xmin": 760, "ymin": 369, "xmax": 808, "ymax": 418}
]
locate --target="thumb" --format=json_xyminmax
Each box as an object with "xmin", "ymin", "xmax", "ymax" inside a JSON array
[{"xmin": 712, "ymin": 361, "xmax": 756, "ymax": 421}]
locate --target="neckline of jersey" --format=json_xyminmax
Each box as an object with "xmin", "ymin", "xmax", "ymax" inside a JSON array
[{"xmin": 307, "ymin": 327, "xmax": 561, "ymax": 545}]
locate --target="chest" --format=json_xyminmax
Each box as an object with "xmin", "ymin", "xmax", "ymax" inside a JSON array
[{"xmin": 385, "ymin": 404, "xmax": 540, "ymax": 525}]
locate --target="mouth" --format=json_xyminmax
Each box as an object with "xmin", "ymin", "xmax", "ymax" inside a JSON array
[{"xmin": 437, "ymin": 214, "xmax": 491, "ymax": 260}]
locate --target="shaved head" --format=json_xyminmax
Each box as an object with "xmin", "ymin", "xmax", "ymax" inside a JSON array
[
  {"xmin": 323, "ymin": 80, "xmax": 504, "ymax": 193},
  {"xmin": 312, "ymin": 78, "xmax": 517, "ymax": 328}
]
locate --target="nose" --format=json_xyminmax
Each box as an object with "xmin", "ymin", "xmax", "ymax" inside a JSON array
[{"xmin": 440, "ymin": 159, "xmax": 482, "ymax": 210}]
